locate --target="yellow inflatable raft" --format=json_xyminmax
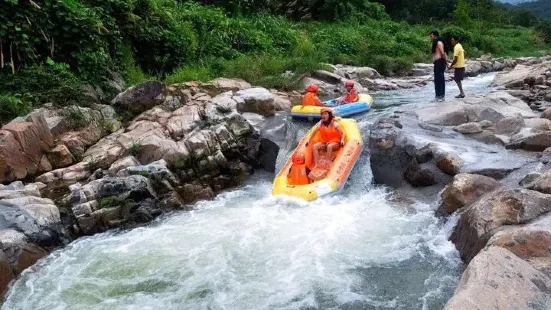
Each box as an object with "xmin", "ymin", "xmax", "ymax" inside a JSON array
[{"xmin": 272, "ymin": 117, "xmax": 363, "ymax": 201}]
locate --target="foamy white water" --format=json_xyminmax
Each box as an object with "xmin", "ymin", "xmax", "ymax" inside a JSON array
[{"xmin": 3, "ymin": 74, "xmax": 497, "ymax": 310}]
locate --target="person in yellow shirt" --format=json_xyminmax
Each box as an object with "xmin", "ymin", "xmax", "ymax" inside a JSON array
[{"xmin": 448, "ymin": 36, "xmax": 466, "ymax": 98}]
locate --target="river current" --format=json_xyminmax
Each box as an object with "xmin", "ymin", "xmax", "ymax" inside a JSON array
[{"xmin": 2, "ymin": 74, "xmax": 496, "ymax": 310}]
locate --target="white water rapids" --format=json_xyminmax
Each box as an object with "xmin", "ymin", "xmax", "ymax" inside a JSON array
[{"xmin": 2, "ymin": 75, "xmax": 497, "ymax": 310}]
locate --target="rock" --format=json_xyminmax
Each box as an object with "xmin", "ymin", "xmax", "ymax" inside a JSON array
[
  {"xmin": 478, "ymin": 120, "xmax": 493, "ymax": 129},
  {"xmin": 542, "ymin": 107, "xmax": 551, "ymax": 121},
  {"xmin": 507, "ymin": 131, "xmax": 551, "ymax": 152},
  {"xmin": 525, "ymin": 118, "xmax": 551, "ymax": 131},
  {"xmin": 68, "ymin": 175, "xmax": 156, "ymax": 214},
  {"xmin": 453, "ymin": 122, "xmax": 483, "ymax": 134},
  {"xmin": 46, "ymin": 144, "xmax": 75, "ymax": 168},
  {"xmin": 520, "ymin": 172, "xmax": 543, "ymax": 187},
  {"xmin": 488, "ymin": 228, "xmax": 551, "ymax": 259},
  {"xmin": 495, "ymin": 114, "xmax": 525, "ymax": 135},
  {"xmin": 312, "ymin": 70, "xmax": 347, "ymax": 84},
  {"xmin": 35, "ymin": 162, "xmax": 91, "ymax": 188},
  {"xmin": 0, "ymin": 182, "xmax": 42, "ymax": 200},
  {"xmin": 242, "ymin": 113, "xmax": 266, "ymax": 133},
  {"xmin": 436, "ymin": 154, "xmax": 463, "ymax": 175},
  {"xmin": 525, "ymin": 170, "xmax": 551, "ymax": 194},
  {"xmin": 439, "ymin": 173, "xmax": 500, "ymax": 216},
  {"xmin": 452, "ymin": 189, "xmax": 551, "ymax": 263},
  {"xmin": 38, "ymin": 155, "xmax": 53, "ymax": 172},
  {"xmin": 59, "ymin": 124, "xmax": 104, "ymax": 157},
  {"xmin": 108, "ymin": 156, "xmax": 140, "ymax": 176},
  {"xmin": 418, "ymin": 122, "xmax": 443, "ymax": 132},
  {"xmin": 165, "ymin": 105, "xmax": 204, "ymax": 140},
  {"xmin": 492, "ymin": 63, "xmax": 551, "ymax": 89},
  {"xmin": 201, "ymin": 78, "xmax": 251, "ymax": 95},
  {"xmin": 416, "ymin": 91, "xmax": 534, "ymax": 126},
  {"xmin": 334, "ymin": 65, "xmax": 381, "ymax": 80},
  {"xmin": 13, "ymin": 243, "xmax": 48, "ymax": 275},
  {"xmin": 404, "ymin": 162, "xmax": 437, "ymax": 187},
  {"xmin": 111, "ymin": 81, "xmax": 166, "ymax": 114},
  {"xmin": 234, "ymin": 88, "xmax": 276, "ymax": 117},
  {"xmin": 443, "ymin": 247, "xmax": 551, "ymax": 310},
  {"xmin": 272, "ymin": 96, "xmax": 291, "ymax": 111},
  {"xmin": 0, "ymin": 250, "xmax": 14, "ymax": 295}
]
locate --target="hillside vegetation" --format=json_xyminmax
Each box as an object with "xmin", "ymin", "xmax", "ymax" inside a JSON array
[{"xmin": 0, "ymin": 0, "xmax": 550, "ymax": 123}]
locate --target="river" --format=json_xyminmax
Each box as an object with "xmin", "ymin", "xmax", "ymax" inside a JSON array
[{"xmin": 2, "ymin": 74, "xmax": 497, "ymax": 310}]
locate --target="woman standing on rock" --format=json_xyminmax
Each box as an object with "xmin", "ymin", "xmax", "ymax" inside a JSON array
[{"xmin": 430, "ymin": 30, "xmax": 447, "ymax": 102}]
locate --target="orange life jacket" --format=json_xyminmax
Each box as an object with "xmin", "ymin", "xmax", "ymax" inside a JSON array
[
  {"xmin": 345, "ymin": 88, "xmax": 359, "ymax": 103},
  {"xmin": 303, "ymin": 92, "xmax": 321, "ymax": 106},
  {"xmin": 319, "ymin": 120, "xmax": 342, "ymax": 143},
  {"xmin": 288, "ymin": 164, "xmax": 310, "ymax": 185}
]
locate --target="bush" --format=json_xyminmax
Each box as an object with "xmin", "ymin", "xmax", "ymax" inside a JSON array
[
  {"xmin": 0, "ymin": 94, "xmax": 32, "ymax": 125},
  {"xmin": 0, "ymin": 61, "xmax": 85, "ymax": 107}
]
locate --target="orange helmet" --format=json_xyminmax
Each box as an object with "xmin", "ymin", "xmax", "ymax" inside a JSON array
[
  {"xmin": 292, "ymin": 152, "xmax": 305, "ymax": 164},
  {"xmin": 320, "ymin": 107, "xmax": 333, "ymax": 116},
  {"xmin": 306, "ymin": 84, "xmax": 319, "ymax": 93},
  {"xmin": 345, "ymin": 80, "xmax": 355, "ymax": 87}
]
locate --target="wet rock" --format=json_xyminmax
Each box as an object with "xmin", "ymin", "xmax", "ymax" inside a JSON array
[
  {"xmin": 111, "ymin": 81, "xmax": 166, "ymax": 114},
  {"xmin": 488, "ymin": 229, "xmax": 551, "ymax": 259},
  {"xmin": 0, "ymin": 250, "xmax": 14, "ymax": 295},
  {"xmin": 418, "ymin": 122, "xmax": 443, "ymax": 132},
  {"xmin": 520, "ymin": 172, "xmax": 543, "ymax": 187},
  {"xmin": 13, "ymin": 243, "xmax": 48, "ymax": 275},
  {"xmin": 525, "ymin": 118, "xmax": 551, "ymax": 131},
  {"xmin": 453, "ymin": 122, "xmax": 482, "ymax": 134},
  {"xmin": 436, "ymin": 154, "xmax": 463, "ymax": 175},
  {"xmin": 242, "ymin": 112, "xmax": 266, "ymax": 133},
  {"xmin": 68, "ymin": 175, "xmax": 156, "ymax": 206},
  {"xmin": 452, "ymin": 189, "xmax": 551, "ymax": 263},
  {"xmin": 404, "ymin": 161, "xmax": 437, "ymax": 187},
  {"xmin": 416, "ymin": 92, "xmax": 534, "ymax": 126},
  {"xmin": 542, "ymin": 107, "xmax": 551, "ymax": 121},
  {"xmin": 234, "ymin": 88, "xmax": 277, "ymax": 117},
  {"xmin": 443, "ymin": 247, "xmax": 551, "ymax": 310},
  {"xmin": 439, "ymin": 173, "xmax": 500, "ymax": 216},
  {"xmin": 495, "ymin": 114, "xmax": 525, "ymax": 135},
  {"xmin": 478, "ymin": 120, "xmax": 493, "ymax": 129},
  {"xmin": 525, "ymin": 169, "xmax": 551, "ymax": 194},
  {"xmin": 507, "ymin": 131, "xmax": 551, "ymax": 152}
]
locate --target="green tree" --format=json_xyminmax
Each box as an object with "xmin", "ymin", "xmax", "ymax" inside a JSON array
[{"xmin": 454, "ymin": 0, "xmax": 473, "ymax": 27}]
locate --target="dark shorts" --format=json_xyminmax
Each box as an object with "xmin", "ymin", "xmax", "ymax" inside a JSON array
[{"xmin": 454, "ymin": 67, "xmax": 466, "ymax": 82}]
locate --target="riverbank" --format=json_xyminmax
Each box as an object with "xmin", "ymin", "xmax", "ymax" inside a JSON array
[
  {"xmin": 368, "ymin": 60, "xmax": 551, "ymax": 308},
  {"xmin": 1, "ymin": 57, "xmax": 551, "ymax": 307}
]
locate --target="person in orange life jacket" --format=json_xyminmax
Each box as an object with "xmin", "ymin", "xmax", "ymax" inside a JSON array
[
  {"xmin": 335, "ymin": 80, "xmax": 359, "ymax": 105},
  {"xmin": 302, "ymin": 84, "xmax": 327, "ymax": 107},
  {"xmin": 311, "ymin": 108, "xmax": 345, "ymax": 168},
  {"xmin": 288, "ymin": 152, "xmax": 310, "ymax": 185}
]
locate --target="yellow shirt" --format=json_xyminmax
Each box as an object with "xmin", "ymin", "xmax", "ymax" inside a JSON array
[{"xmin": 453, "ymin": 43, "xmax": 465, "ymax": 68}]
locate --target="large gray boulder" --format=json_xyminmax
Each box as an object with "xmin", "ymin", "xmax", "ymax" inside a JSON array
[
  {"xmin": 111, "ymin": 81, "xmax": 166, "ymax": 114},
  {"xmin": 444, "ymin": 247, "xmax": 551, "ymax": 310}
]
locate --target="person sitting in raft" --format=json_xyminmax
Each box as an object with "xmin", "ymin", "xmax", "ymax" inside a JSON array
[
  {"xmin": 335, "ymin": 80, "xmax": 359, "ymax": 105},
  {"xmin": 288, "ymin": 152, "xmax": 310, "ymax": 185},
  {"xmin": 302, "ymin": 84, "xmax": 326, "ymax": 107},
  {"xmin": 311, "ymin": 108, "xmax": 345, "ymax": 169}
]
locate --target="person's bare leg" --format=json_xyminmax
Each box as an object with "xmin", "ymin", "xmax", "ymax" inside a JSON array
[
  {"xmin": 326, "ymin": 142, "xmax": 338, "ymax": 161},
  {"xmin": 313, "ymin": 142, "xmax": 322, "ymax": 167}
]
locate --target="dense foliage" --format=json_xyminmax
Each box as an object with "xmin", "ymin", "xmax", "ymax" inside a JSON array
[
  {"xmin": 509, "ymin": 0, "xmax": 551, "ymax": 20},
  {"xmin": 0, "ymin": 0, "xmax": 550, "ymax": 123}
]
